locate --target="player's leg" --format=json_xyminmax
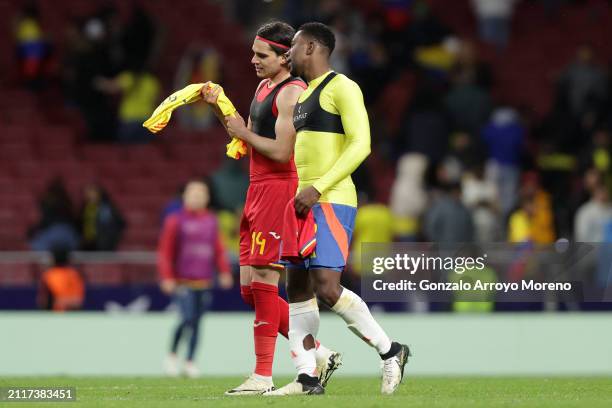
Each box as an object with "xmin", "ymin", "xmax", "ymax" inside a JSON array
[
  {"xmin": 226, "ymin": 184, "xmax": 277, "ymax": 395},
  {"xmin": 183, "ymin": 288, "xmax": 206, "ymax": 378},
  {"xmin": 312, "ymin": 267, "xmax": 409, "ymax": 394},
  {"xmin": 184, "ymin": 289, "xmax": 212, "ymax": 378},
  {"xmin": 165, "ymin": 288, "xmax": 188, "ymax": 376},
  {"xmin": 227, "ymin": 263, "xmax": 277, "ymax": 395},
  {"xmin": 314, "ymin": 202, "xmax": 410, "ymax": 394},
  {"xmin": 239, "ymin": 265, "xmax": 254, "ymax": 307},
  {"xmin": 265, "ymin": 265, "xmax": 324, "ymax": 396},
  {"xmin": 250, "ymin": 266, "xmax": 282, "ymax": 382}
]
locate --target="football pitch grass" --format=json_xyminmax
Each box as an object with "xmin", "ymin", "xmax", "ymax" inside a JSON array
[{"xmin": 1, "ymin": 376, "xmax": 611, "ymax": 407}]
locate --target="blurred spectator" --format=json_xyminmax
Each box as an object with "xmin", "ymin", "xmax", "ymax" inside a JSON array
[
  {"xmin": 471, "ymin": 0, "xmax": 518, "ymax": 50},
  {"xmin": 558, "ymin": 44, "xmax": 608, "ymax": 121},
  {"xmin": 482, "ymin": 107, "xmax": 525, "ymax": 216},
  {"xmin": 472, "ymin": 202, "xmax": 503, "ymax": 243},
  {"xmin": 462, "ymin": 164, "xmax": 499, "ymax": 209},
  {"xmin": 174, "ymin": 45, "xmax": 222, "ymax": 130},
  {"xmin": 351, "ymin": 193, "xmax": 396, "ymax": 276},
  {"xmin": 120, "ymin": 5, "xmax": 160, "ymax": 73},
  {"xmin": 64, "ymin": 15, "xmax": 117, "ymax": 141},
  {"xmin": 29, "ymin": 178, "xmax": 80, "ymax": 251},
  {"xmin": 161, "ymin": 183, "xmax": 186, "ymax": 224},
  {"xmin": 158, "ymin": 179, "xmax": 233, "ymax": 378},
  {"xmin": 397, "ymin": 75, "xmax": 450, "ymax": 164},
  {"xmin": 462, "ymin": 165, "xmax": 502, "ymax": 242},
  {"xmin": 574, "ymin": 184, "xmax": 612, "ymax": 242},
  {"xmin": 210, "ymin": 159, "xmax": 249, "ymax": 212},
  {"xmin": 328, "ymin": 14, "xmax": 351, "ymax": 74},
  {"xmin": 523, "ymin": 172, "xmax": 556, "ymax": 243},
  {"xmin": 441, "ymin": 132, "xmax": 487, "ymax": 183},
  {"xmin": 450, "ymin": 40, "xmax": 493, "ymax": 90},
  {"xmin": 445, "ymin": 68, "xmax": 492, "ymax": 137},
  {"xmin": 508, "ymin": 173, "xmax": 556, "ymax": 243},
  {"xmin": 579, "ymin": 128, "xmax": 611, "ymax": 177},
  {"xmin": 13, "ymin": 2, "xmax": 51, "ymax": 90},
  {"xmin": 413, "ymin": 36, "xmax": 461, "ymax": 78},
  {"xmin": 507, "ymin": 195, "xmax": 534, "ymax": 243},
  {"xmin": 401, "ymin": 0, "xmax": 451, "ymax": 63},
  {"xmin": 217, "ymin": 209, "xmax": 241, "ymax": 268},
  {"xmin": 390, "ymin": 153, "xmax": 428, "ymax": 240},
  {"xmin": 94, "ymin": 66, "xmax": 161, "ymax": 143},
  {"xmin": 449, "ymin": 244, "xmax": 497, "ymax": 311},
  {"xmin": 350, "ymin": 15, "xmax": 391, "ymax": 104},
  {"xmin": 423, "ymin": 182, "xmax": 475, "ymax": 242},
  {"xmin": 79, "ymin": 184, "xmax": 126, "ymax": 251},
  {"xmin": 37, "ymin": 248, "xmax": 85, "ymax": 312}
]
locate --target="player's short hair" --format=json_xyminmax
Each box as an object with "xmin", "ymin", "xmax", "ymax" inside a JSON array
[
  {"xmin": 256, "ymin": 21, "xmax": 295, "ymax": 56},
  {"xmin": 298, "ymin": 22, "xmax": 335, "ymax": 55}
]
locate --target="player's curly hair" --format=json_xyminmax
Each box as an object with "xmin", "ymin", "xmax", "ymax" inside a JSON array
[
  {"xmin": 256, "ymin": 21, "xmax": 295, "ymax": 55},
  {"xmin": 298, "ymin": 22, "xmax": 335, "ymax": 55}
]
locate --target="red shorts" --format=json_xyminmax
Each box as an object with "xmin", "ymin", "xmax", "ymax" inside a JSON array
[{"xmin": 239, "ymin": 178, "xmax": 298, "ymax": 268}]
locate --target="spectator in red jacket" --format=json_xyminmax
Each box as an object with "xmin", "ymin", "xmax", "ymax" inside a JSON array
[{"xmin": 158, "ymin": 179, "xmax": 233, "ymax": 378}]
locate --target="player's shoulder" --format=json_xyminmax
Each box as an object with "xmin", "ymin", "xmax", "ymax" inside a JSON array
[
  {"xmin": 330, "ymin": 72, "xmax": 361, "ymax": 91},
  {"xmin": 276, "ymin": 78, "xmax": 306, "ymax": 102},
  {"xmin": 255, "ymin": 79, "xmax": 270, "ymax": 94},
  {"xmin": 288, "ymin": 76, "xmax": 307, "ymax": 87},
  {"xmin": 163, "ymin": 212, "xmax": 182, "ymax": 227},
  {"xmin": 280, "ymin": 77, "xmax": 307, "ymax": 93},
  {"xmin": 327, "ymin": 73, "xmax": 363, "ymax": 101}
]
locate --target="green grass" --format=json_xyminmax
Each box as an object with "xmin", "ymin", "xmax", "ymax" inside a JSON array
[{"xmin": 1, "ymin": 377, "xmax": 611, "ymax": 407}]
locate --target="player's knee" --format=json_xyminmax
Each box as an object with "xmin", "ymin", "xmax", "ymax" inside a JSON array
[
  {"xmin": 315, "ymin": 284, "xmax": 342, "ymax": 307},
  {"xmin": 286, "ymin": 285, "xmax": 310, "ymax": 302},
  {"xmin": 240, "ymin": 285, "xmax": 254, "ymax": 308},
  {"xmin": 302, "ymin": 334, "xmax": 315, "ymax": 350},
  {"xmin": 185, "ymin": 317, "xmax": 199, "ymax": 329},
  {"xmin": 251, "ymin": 267, "xmax": 278, "ymax": 284}
]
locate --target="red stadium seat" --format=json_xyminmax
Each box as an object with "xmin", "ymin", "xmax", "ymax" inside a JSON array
[
  {"xmin": 0, "ymin": 263, "xmax": 34, "ymax": 286},
  {"xmin": 80, "ymin": 264, "xmax": 124, "ymax": 285}
]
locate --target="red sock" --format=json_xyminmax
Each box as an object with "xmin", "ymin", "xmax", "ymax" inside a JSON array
[
  {"xmin": 252, "ymin": 282, "xmax": 280, "ymax": 377},
  {"xmin": 240, "ymin": 285, "xmax": 254, "ymax": 308},
  {"xmin": 278, "ymin": 296, "xmax": 289, "ymax": 339}
]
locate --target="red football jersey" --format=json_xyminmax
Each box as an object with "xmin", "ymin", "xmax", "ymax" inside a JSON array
[{"xmin": 247, "ymin": 76, "xmax": 306, "ymax": 182}]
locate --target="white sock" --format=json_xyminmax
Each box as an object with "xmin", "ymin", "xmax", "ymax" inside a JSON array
[
  {"xmin": 288, "ymin": 298, "xmax": 319, "ymax": 377},
  {"xmin": 331, "ymin": 287, "xmax": 392, "ymax": 355},
  {"xmin": 252, "ymin": 373, "xmax": 273, "ymax": 384},
  {"xmin": 314, "ymin": 339, "xmax": 332, "ymax": 363}
]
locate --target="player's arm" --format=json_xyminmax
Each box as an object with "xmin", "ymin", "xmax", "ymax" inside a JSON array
[
  {"xmin": 225, "ymin": 84, "xmax": 303, "ymax": 163},
  {"xmin": 200, "ymin": 82, "xmax": 236, "ymax": 136},
  {"xmin": 213, "ymin": 225, "xmax": 233, "ymax": 289},
  {"xmin": 312, "ymin": 79, "xmax": 371, "ymax": 195},
  {"xmin": 157, "ymin": 215, "xmax": 179, "ymax": 294},
  {"xmin": 201, "ymin": 81, "xmax": 257, "ymax": 136}
]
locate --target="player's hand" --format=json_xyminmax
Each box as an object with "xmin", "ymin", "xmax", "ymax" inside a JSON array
[
  {"xmin": 294, "ymin": 186, "xmax": 321, "ymax": 217},
  {"xmin": 201, "ymin": 82, "xmax": 221, "ymax": 104},
  {"xmin": 225, "ymin": 112, "xmax": 248, "ymax": 140},
  {"xmin": 218, "ymin": 273, "xmax": 234, "ymax": 289},
  {"xmin": 160, "ymin": 279, "xmax": 176, "ymax": 295}
]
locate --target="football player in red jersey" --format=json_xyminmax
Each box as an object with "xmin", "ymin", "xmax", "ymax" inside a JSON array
[{"xmin": 202, "ymin": 21, "xmax": 341, "ymax": 395}]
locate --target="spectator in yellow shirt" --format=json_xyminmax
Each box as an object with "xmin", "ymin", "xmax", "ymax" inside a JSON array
[{"xmin": 95, "ymin": 65, "xmax": 161, "ymax": 143}]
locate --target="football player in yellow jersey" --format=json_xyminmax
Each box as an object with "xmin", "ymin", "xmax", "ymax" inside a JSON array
[{"xmin": 266, "ymin": 23, "xmax": 410, "ymax": 396}]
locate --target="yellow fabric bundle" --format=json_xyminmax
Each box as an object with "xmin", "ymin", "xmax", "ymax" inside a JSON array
[{"xmin": 143, "ymin": 83, "xmax": 247, "ymax": 159}]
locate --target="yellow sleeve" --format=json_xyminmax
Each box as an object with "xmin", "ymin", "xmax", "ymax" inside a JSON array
[{"xmin": 312, "ymin": 78, "xmax": 371, "ymax": 195}]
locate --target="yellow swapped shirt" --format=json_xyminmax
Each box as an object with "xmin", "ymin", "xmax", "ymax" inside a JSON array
[{"xmin": 294, "ymin": 71, "xmax": 371, "ymax": 207}]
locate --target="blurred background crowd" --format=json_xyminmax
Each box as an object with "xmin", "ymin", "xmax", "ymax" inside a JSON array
[{"xmin": 0, "ymin": 0, "xmax": 611, "ymax": 311}]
